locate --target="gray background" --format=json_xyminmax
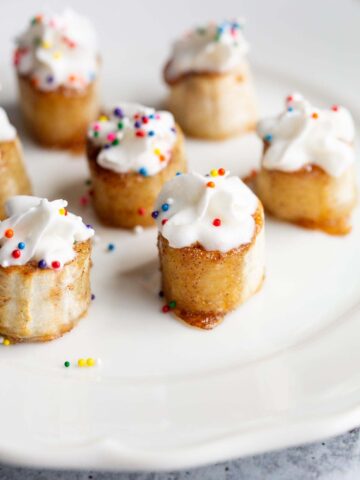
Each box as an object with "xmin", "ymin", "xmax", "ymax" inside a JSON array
[{"xmin": 1, "ymin": 429, "xmax": 360, "ymax": 479}]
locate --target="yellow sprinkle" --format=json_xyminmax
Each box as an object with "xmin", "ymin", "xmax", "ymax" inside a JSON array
[
  {"xmin": 3, "ymin": 339, "xmax": 10, "ymax": 346},
  {"xmin": 78, "ymin": 358, "xmax": 86, "ymax": 367},
  {"xmin": 53, "ymin": 51, "xmax": 62, "ymax": 59},
  {"xmin": 210, "ymin": 169, "xmax": 218, "ymax": 177},
  {"xmin": 154, "ymin": 148, "xmax": 161, "ymax": 156},
  {"xmin": 59, "ymin": 208, "xmax": 65, "ymax": 215},
  {"xmin": 99, "ymin": 115, "xmax": 108, "ymax": 122},
  {"xmin": 86, "ymin": 358, "xmax": 96, "ymax": 367},
  {"xmin": 42, "ymin": 41, "xmax": 52, "ymax": 49}
]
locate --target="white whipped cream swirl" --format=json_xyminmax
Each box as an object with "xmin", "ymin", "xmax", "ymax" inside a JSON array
[
  {"xmin": 154, "ymin": 171, "xmax": 259, "ymax": 252},
  {"xmin": 0, "ymin": 108, "xmax": 16, "ymax": 142},
  {"xmin": 166, "ymin": 19, "xmax": 249, "ymax": 80},
  {"xmin": 88, "ymin": 102, "xmax": 177, "ymax": 176},
  {"xmin": 257, "ymin": 93, "xmax": 355, "ymax": 177},
  {"xmin": 14, "ymin": 9, "xmax": 98, "ymax": 91},
  {"xmin": 0, "ymin": 196, "xmax": 94, "ymax": 269}
]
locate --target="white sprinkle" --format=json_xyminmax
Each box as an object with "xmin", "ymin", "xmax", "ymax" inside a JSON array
[
  {"xmin": 0, "ymin": 337, "xmax": 4, "ymax": 344},
  {"xmin": 134, "ymin": 226, "xmax": 144, "ymax": 235},
  {"xmin": 167, "ymin": 198, "xmax": 174, "ymax": 205}
]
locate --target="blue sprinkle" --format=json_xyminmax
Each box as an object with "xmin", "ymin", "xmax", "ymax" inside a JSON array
[
  {"xmin": 176, "ymin": 172, "xmax": 182, "ymax": 176},
  {"xmin": 46, "ymin": 75, "xmax": 54, "ymax": 84},
  {"xmin": 171, "ymin": 127, "xmax": 176, "ymax": 133},
  {"xmin": 264, "ymin": 134, "xmax": 273, "ymax": 142},
  {"xmin": 139, "ymin": 167, "xmax": 148, "ymax": 176},
  {"xmin": 134, "ymin": 121, "xmax": 141, "ymax": 128},
  {"xmin": 162, "ymin": 203, "xmax": 170, "ymax": 212},
  {"xmin": 91, "ymin": 293, "xmax": 95, "ymax": 300},
  {"xmin": 38, "ymin": 259, "xmax": 47, "ymax": 269},
  {"xmin": 149, "ymin": 114, "xmax": 155, "ymax": 119},
  {"xmin": 107, "ymin": 243, "xmax": 115, "ymax": 252},
  {"xmin": 151, "ymin": 210, "xmax": 159, "ymax": 219},
  {"xmin": 104, "ymin": 144, "xmax": 111, "ymax": 149},
  {"xmin": 86, "ymin": 224, "xmax": 93, "ymax": 229},
  {"xmin": 18, "ymin": 242, "xmax": 25, "ymax": 250},
  {"xmin": 287, "ymin": 106, "xmax": 294, "ymax": 112},
  {"xmin": 148, "ymin": 131, "xmax": 155, "ymax": 137},
  {"xmin": 114, "ymin": 107, "xmax": 124, "ymax": 118}
]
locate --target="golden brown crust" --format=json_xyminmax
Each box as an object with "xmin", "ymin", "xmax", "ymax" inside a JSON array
[
  {"xmin": 0, "ymin": 240, "xmax": 92, "ymax": 342},
  {"xmin": 0, "ymin": 137, "xmax": 32, "ymax": 219},
  {"xmin": 163, "ymin": 59, "xmax": 242, "ymax": 85},
  {"xmin": 17, "ymin": 74, "xmax": 100, "ymax": 150},
  {"xmin": 163, "ymin": 61, "xmax": 257, "ymax": 140},
  {"xmin": 86, "ymin": 125, "xmax": 187, "ymax": 228},
  {"xmin": 256, "ymin": 162, "xmax": 357, "ymax": 235},
  {"xmin": 158, "ymin": 203, "xmax": 265, "ymax": 329}
]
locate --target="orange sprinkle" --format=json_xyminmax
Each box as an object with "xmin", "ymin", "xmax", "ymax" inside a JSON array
[
  {"xmin": 31, "ymin": 77, "xmax": 39, "ymax": 88},
  {"xmin": 206, "ymin": 181, "xmax": 215, "ymax": 188},
  {"xmin": 312, "ymin": 112, "xmax": 319, "ymax": 119},
  {"xmin": 4, "ymin": 229, "xmax": 14, "ymax": 239},
  {"xmin": 159, "ymin": 155, "xmax": 166, "ymax": 162}
]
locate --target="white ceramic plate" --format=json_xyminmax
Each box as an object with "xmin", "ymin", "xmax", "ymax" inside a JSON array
[{"xmin": 0, "ymin": 0, "xmax": 360, "ymax": 472}]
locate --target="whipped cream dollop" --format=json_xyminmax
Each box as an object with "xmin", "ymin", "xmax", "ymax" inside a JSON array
[
  {"xmin": 14, "ymin": 9, "xmax": 98, "ymax": 91},
  {"xmin": 0, "ymin": 108, "xmax": 16, "ymax": 142},
  {"xmin": 88, "ymin": 102, "xmax": 177, "ymax": 176},
  {"xmin": 153, "ymin": 170, "xmax": 259, "ymax": 252},
  {"xmin": 0, "ymin": 196, "xmax": 94, "ymax": 269},
  {"xmin": 257, "ymin": 93, "xmax": 355, "ymax": 177},
  {"xmin": 166, "ymin": 19, "xmax": 249, "ymax": 80}
]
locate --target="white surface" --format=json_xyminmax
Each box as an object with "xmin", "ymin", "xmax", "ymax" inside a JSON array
[{"xmin": 0, "ymin": 0, "xmax": 360, "ymax": 472}]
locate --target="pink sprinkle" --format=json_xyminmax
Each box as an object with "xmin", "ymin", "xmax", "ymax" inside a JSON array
[
  {"xmin": 93, "ymin": 123, "xmax": 101, "ymax": 131},
  {"xmin": 107, "ymin": 132, "xmax": 116, "ymax": 142},
  {"xmin": 155, "ymin": 114, "xmax": 161, "ymax": 120}
]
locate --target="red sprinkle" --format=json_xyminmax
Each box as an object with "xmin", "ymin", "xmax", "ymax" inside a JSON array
[
  {"xmin": 331, "ymin": 105, "xmax": 339, "ymax": 112},
  {"xmin": 12, "ymin": 249, "xmax": 21, "ymax": 259},
  {"xmin": 218, "ymin": 168, "xmax": 225, "ymax": 176},
  {"xmin": 80, "ymin": 196, "xmax": 89, "ymax": 206},
  {"xmin": 162, "ymin": 219, "xmax": 168, "ymax": 225},
  {"xmin": 162, "ymin": 305, "xmax": 170, "ymax": 313},
  {"xmin": 138, "ymin": 207, "xmax": 146, "ymax": 216},
  {"xmin": 286, "ymin": 95, "xmax": 293, "ymax": 102},
  {"xmin": 142, "ymin": 117, "xmax": 149, "ymax": 124},
  {"xmin": 136, "ymin": 130, "xmax": 146, "ymax": 137},
  {"xmin": 213, "ymin": 218, "xmax": 221, "ymax": 227},
  {"xmin": 52, "ymin": 261, "xmax": 61, "ymax": 269}
]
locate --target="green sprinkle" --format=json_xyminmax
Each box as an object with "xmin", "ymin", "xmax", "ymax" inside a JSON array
[
  {"xmin": 64, "ymin": 361, "xmax": 70, "ymax": 368},
  {"xmin": 93, "ymin": 131, "xmax": 99, "ymax": 138},
  {"xmin": 169, "ymin": 300, "xmax": 176, "ymax": 309},
  {"xmin": 33, "ymin": 37, "xmax": 41, "ymax": 47},
  {"xmin": 112, "ymin": 139, "xmax": 119, "ymax": 146},
  {"xmin": 117, "ymin": 122, "xmax": 123, "ymax": 130}
]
